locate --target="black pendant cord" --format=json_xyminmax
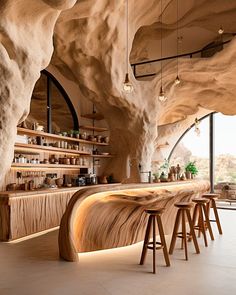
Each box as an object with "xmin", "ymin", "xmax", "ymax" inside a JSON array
[
  {"xmin": 126, "ymin": 0, "xmax": 129, "ymax": 73},
  {"xmin": 176, "ymin": 0, "xmax": 179, "ymax": 76},
  {"xmin": 160, "ymin": 0, "xmax": 163, "ymax": 87}
]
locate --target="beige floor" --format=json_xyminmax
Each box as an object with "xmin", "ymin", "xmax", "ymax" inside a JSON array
[{"xmin": 0, "ymin": 209, "xmax": 235, "ymax": 295}]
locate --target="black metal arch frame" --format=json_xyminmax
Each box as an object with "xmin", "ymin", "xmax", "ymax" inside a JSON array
[
  {"xmin": 168, "ymin": 112, "xmax": 216, "ymax": 192},
  {"xmin": 41, "ymin": 69, "xmax": 79, "ymax": 133},
  {"xmin": 131, "ymin": 34, "xmax": 235, "ymax": 79}
]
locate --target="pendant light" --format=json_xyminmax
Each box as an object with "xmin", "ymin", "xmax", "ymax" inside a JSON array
[
  {"xmin": 158, "ymin": 0, "xmax": 167, "ymax": 102},
  {"xmin": 218, "ymin": 26, "xmax": 224, "ymax": 35},
  {"xmin": 174, "ymin": 0, "xmax": 180, "ymax": 85},
  {"xmin": 123, "ymin": 0, "xmax": 133, "ymax": 93},
  {"xmin": 194, "ymin": 118, "xmax": 200, "ymax": 136}
]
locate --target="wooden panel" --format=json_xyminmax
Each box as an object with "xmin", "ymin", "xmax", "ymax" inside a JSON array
[{"xmin": 7, "ymin": 190, "xmax": 76, "ymax": 240}]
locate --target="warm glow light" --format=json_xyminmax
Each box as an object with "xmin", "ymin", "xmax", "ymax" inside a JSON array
[
  {"xmin": 158, "ymin": 86, "xmax": 167, "ymax": 102},
  {"xmin": 123, "ymin": 73, "xmax": 133, "ymax": 93},
  {"xmin": 174, "ymin": 75, "xmax": 181, "ymax": 85},
  {"xmin": 218, "ymin": 27, "xmax": 224, "ymax": 35}
]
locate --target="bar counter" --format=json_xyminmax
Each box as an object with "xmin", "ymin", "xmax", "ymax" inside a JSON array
[
  {"xmin": 0, "ymin": 184, "xmax": 121, "ymax": 241},
  {"xmin": 58, "ymin": 180, "xmax": 210, "ymax": 262}
]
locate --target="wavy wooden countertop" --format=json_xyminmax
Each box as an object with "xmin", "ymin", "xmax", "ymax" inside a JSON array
[{"xmin": 58, "ymin": 180, "xmax": 210, "ymax": 262}]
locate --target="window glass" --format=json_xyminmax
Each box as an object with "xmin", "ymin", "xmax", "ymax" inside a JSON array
[
  {"xmin": 215, "ymin": 113, "xmax": 236, "ymax": 184},
  {"xmin": 28, "ymin": 72, "xmax": 76, "ymax": 133},
  {"xmin": 51, "ymin": 82, "xmax": 74, "ymax": 133},
  {"xmin": 170, "ymin": 117, "xmax": 210, "ymax": 180},
  {"xmin": 29, "ymin": 74, "xmax": 47, "ymax": 131}
]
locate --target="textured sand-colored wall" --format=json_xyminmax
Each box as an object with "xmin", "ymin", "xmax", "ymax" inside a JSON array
[
  {"xmin": 0, "ymin": 0, "xmax": 76, "ymax": 185},
  {"xmin": 1, "ymin": 1, "xmax": 236, "ymax": 185}
]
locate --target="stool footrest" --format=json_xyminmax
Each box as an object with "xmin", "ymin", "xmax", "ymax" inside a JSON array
[
  {"xmin": 177, "ymin": 232, "xmax": 191, "ymax": 239},
  {"xmin": 147, "ymin": 241, "xmax": 164, "ymax": 250}
]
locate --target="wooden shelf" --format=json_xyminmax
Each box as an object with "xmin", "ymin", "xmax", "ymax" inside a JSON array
[
  {"xmin": 79, "ymin": 125, "xmax": 108, "ymax": 132},
  {"xmin": 81, "ymin": 113, "xmax": 104, "ymax": 120},
  {"xmin": 15, "ymin": 143, "xmax": 91, "ymax": 156},
  {"xmin": 91, "ymin": 154, "xmax": 114, "ymax": 158},
  {"xmin": 11, "ymin": 163, "xmax": 89, "ymax": 170},
  {"xmin": 17, "ymin": 127, "xmax": 109, "ymax": 146}
]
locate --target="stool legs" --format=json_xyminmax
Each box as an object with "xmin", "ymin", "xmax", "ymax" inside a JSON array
[
  {"xmin": 156, "ymin": 215, "xmax": 170, "ymax": 267},
  {"xmin": 152, "ymin": 216, "xmax": 156, "ymax": 274},
  {"xmin": 169, "ymin": 210, "xmax": 181, "ymax": 255},
  {"xmin": 140, "ymin": 215, "xmax": 152, "ymax": 265},
  {"xmin": 192, "ymin": 203, "xmax": 214, "ymax": 247},
  {"xmin": 140, "ymin": 212, "xmax": 170, "ymax": 274},
  {"xmin": 186, "ymin": 209, "xmax": 200, "ymax": 254},
  {"xmin": 206, "ymin": 199, "xmax": 223, "ymax": 235},
  {"xmin": 169, "ymin": 208, "xmax": 200, "ymax": 260}
]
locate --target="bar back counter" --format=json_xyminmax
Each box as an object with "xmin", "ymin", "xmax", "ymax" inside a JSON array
[{"xmin": 58, "ymin": 180, "xmax": 210, "ymax": 262}]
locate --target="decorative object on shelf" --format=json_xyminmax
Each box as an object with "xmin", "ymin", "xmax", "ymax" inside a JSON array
[
  {"xmin": 123, "ymin": 0, "xmax": 133, "ymax": 93},
  {"xmin": 6, "ymin": 183, "xmax": 17, "ymax": 191},
  {"xmin": 218, "ymin": 26, "xmax": 224, "ymax": 35},
  {"xmin": 55, "ymin": 178, "xmax": 64, "ymax": 187},
  {"xmin": 185, "ymin": 161, "xmax": 198, "ymax": 179},
  {"xmin": 158, "ymin": 0, "xmax": 167, "ymax": 102},
  {"xmin": 194, "ymin": 117, "xmax": 200, "ymax": 136},
  {"xmin": 153, "ymin": 172, "xmax": 160, "ymax": 183},
  {"xmin": 174, "ymin": 0, "xmax": 181, "ymax": 86}
]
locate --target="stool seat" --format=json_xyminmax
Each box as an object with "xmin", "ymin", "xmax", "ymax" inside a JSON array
[
  {"xmin": 174, "ymin": 202, "xmax": 193, "ymax": 209},
  {"xmin": 145, "ymin": 208, "xmax": 165, "ymax": 215},
  {"xmin": 192, "ymin": 198, "xmax": 209, "ymax": 204},
  {"xmin": 202, "ymin": 193, "xmax": 219, "ymax": 199}
]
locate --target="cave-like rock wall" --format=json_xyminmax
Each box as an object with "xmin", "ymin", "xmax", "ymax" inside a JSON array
[
  {"xmin": 52, "ymin": 0, "xmax": 236, "ymax": 181},
  {"xmin": 0, "ymin": 0, "xmax": 76, "ymax": 184},
  {"xmin": 1, "ymin": 0, "xmax": 236, "ymax": 184}
]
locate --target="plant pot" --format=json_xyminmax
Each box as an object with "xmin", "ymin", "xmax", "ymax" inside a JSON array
[{"xmin": 185, "ymin": 171, "xmax": 192, "ymax": 179}]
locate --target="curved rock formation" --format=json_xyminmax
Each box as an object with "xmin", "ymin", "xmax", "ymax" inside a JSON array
[
  {"xmin": 0, "ymin": 0, "xmax": 76, "ymax": 184},
  {"xmin": 1, "ymin": 1, "xmax": 236, "ymax": 184},
  {"xmin": 51, "ymin": 0, "xmax": 236, "ymax": 181},
  {"xmin": 58, "ymin": 180, "xmax": 210, "ymax": 262}
]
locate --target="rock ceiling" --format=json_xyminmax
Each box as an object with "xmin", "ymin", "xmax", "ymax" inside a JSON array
[{"xmin": 1, "ymin": 0, "xmax": 236, "ymax": 182}]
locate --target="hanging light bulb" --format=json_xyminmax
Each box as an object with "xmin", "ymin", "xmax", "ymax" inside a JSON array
[
  {"xmin": 158, "ymin": 0, "xmax": 167, "ymax": 102},
  {"xmin": 158, "ymin": 86, "xmax": 167, "ymax": 102},
  {"xmin": 123, "ymin": 73, "xmax": 133, "ymax": 93},
  {"xmin": 218, "ymin": 26, "xmax": 224, "ymax": 35},
  {"xmin": 194, "ymin": 118, "xmax": 200, "ymax": 136},
  {"xmin": 123, "ymin": 0, "xmax": 133, "ymax": 93},
  {"xmin": 174, "ymin": 75, "xmax": 180, "ymax": 85}
]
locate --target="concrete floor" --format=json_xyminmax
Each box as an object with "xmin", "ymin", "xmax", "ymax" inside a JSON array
[{"xmin": 0, "ymin": 209, "xmax": 235, "ymax": 295}]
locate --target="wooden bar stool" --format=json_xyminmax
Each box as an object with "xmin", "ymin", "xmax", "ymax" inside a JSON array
[
  {"xmin": 169, "ymin": 202, "xmax": 200, "ymax": 261},
  {"xmin": 192, "ymin": 198, "xmax": 214, "ymax": 246},
  {"xmin": 140, "ymin": 208, "xmax": 170, "ymax": 274},
  {"xmin": 202, "ymin": 193, "xmax": 223, "ymax": 235}
]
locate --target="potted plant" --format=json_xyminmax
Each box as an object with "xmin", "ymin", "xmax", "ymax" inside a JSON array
[
  {"xmin": 74, "ymin": 130, "xmax": 80, "ymax": 138},
  {"xmin": 185, "ymin": 161, "xmax": 198, "ymax": 179},
  {"xmin": 68, "ymin": 130, "xmax": 74, "ymax": 138}
]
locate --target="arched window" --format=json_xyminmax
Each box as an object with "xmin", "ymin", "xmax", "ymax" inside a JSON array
[
  {"xmin": 169, "ymin": 114, "xmax": 210, "ymax": 180},
  {"xmin": 29, "ymin": 70, "xmax": 78, "ymax": 133},
  {"xmin": 168, "ymin": 112, "xmax": 236, "ymax": 191}
]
